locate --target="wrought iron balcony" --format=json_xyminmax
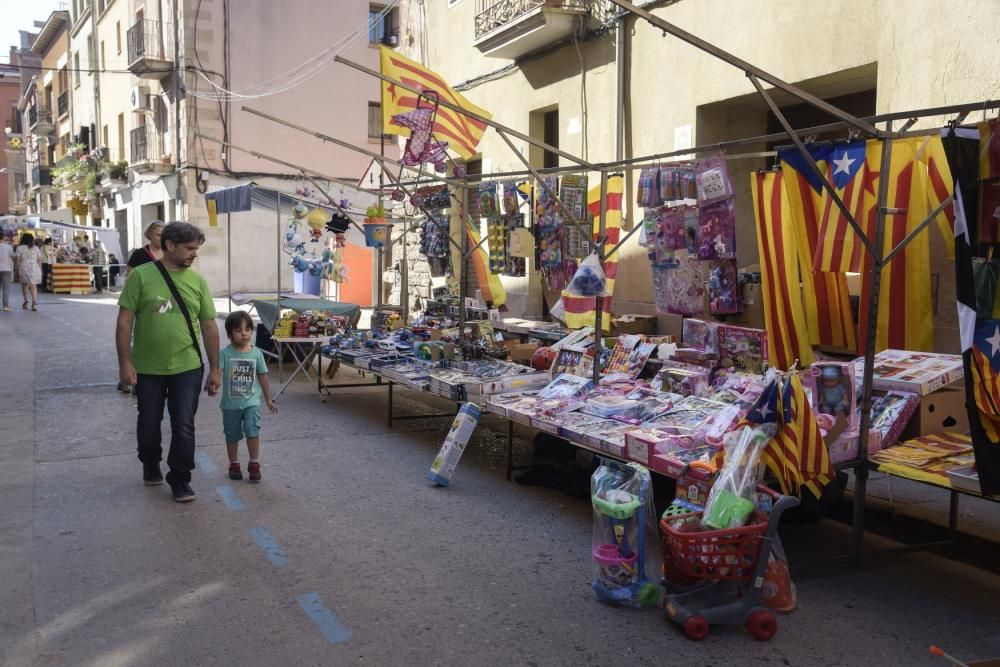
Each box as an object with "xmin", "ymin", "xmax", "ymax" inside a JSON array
[
  {"xmin": 474, "ymin": 0, "xmax": 589, "ymax": 58},
  {"xmin": 31, "ymin": 166, "xmax": 53, "ymax": 189},
  {"xmin": 130, "ymin": 125, "xmax": 173, "ymax": 174},
  {"xmin": 57, "ymin": 91, "xmax": 69, "ymax": 118},
  {"xmin": 28, "ymin": 105, "xmax": 55, "ymax": 135},
  {"xmin": 127, "ymin": 20, "xmax": 174, "ymax": 79}
]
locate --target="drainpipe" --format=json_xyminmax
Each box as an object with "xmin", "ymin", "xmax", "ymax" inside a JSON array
[
  {"xmin": 173, "ymin": 0, "xmax": 182, "ymax": 204},
  {"xmin": 614, "ymin": 11, "xmax": 625, "ymax": 161}
]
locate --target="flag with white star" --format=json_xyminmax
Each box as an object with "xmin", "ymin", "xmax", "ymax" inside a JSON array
[{"xmin": 814, "ymin": 140, "xmax": 868, "ymax": 273}]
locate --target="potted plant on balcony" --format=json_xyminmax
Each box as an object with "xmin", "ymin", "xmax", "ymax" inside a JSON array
[
  {"xmin": 52, "ymin": 144, "xmax": 101, "ymax": 193},
  {"xmin": 100, "ymin": 160, "xmax": 129, "ymax": 189}
]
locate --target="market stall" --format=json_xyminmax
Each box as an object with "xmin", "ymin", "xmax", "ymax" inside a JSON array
[{"xmin": 50, "ymin": 264, "xmax": 92, "ymax": 294}]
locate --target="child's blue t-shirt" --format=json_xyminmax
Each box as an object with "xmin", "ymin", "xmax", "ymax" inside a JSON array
[{"xmin": 219, "ymin": 345, "xmax": 268, "ymax": 411}]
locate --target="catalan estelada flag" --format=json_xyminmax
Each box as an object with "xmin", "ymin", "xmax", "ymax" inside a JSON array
[
  {"xmin": 561, "ymin": 175, "xmax": 623, "ymax": 331},
  {"xmin": 813, "ymin": 141, "xmax": 869, "ymax": 273},
  {"xmin": 979, "ymin": 118, "xmax": 1000, "ymax": 180},
  {"xmin": 464, "ymin": 216, "xmax": 506, "ymax": 309},
  {"xmin": 751, "ymin": 171, "xmax": 814, "ymax": 369},
  {"xmin": 379, "ymin": 46, "xmax": 490, "ymax": 160},
  {"xmin": 736, "ymin": 374, "xmax": 832, "ymax": 499},
  {"xmin": 858, "ymin": 138, "xmax": 948, "ymax": 353},
  {"xmin": 779, "ymin": 146, "xmax": 857, "ymax": 352}
]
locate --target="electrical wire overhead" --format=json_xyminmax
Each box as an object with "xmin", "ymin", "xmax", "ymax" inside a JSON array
[{"xmin": 189, "ymin": 1, "xmax": 399, "ymax": 102}]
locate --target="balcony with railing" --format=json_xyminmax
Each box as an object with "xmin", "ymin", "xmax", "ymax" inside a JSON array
[
  {"xmin": 473, "ymin": 0, "xmax": 590, "ymax": 59},
  {"xmin": 126, "ymin": 20, "xmax": 174, "ymax": 79},
  {"xmin": 130, "ymin": 125, "xmax": 173, "ymax": 174},
  {"xmin": 57, "ymin": 91, "xmax": 69, "ymax": 119},
  {"xmin": 31, "ymin": 166, "xmax": 53, "ymax": 190},
  {"xmin": 28, "ymin": 104, "xmax": 55, "ymax": 135}
]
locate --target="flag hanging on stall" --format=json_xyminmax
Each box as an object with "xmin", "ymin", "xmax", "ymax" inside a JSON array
[
  {"xmin": 734, "ymin": 374, "xmax": 831, "ymax": 499},
  {"xmin": 751, "ymin": 170, "xmax": 815, "ymax": 369},
  {"xmin": 857, "ymin": 137, "xmax": 952, "ymax": 353},
  {"xmin": 950, "ymin": 122, "xmax": 1000, "ymax": 495},
  {"xmin": 561, "ymin": 175, "xmax": 623, "ymax": 331},
  {"xmin": 464, "ymin": 216, "xmax": 507, "ymax": 309},
  {"xmin": 779, "ymin": 146, "xmax": 858, "ymax": 351},
  {"xmin": 379, "ymin": 46, "xmax": 491, "ymax": 160},
  {"xmin": 812, "ymin": 141, "xmax": 869, "ymax": 273}
]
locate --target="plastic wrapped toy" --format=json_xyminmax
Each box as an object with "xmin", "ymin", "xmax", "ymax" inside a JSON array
[
  {"xmin": 695, "ymin": 153, "xmax": 735, "ymax": 204},
  {"xmin": 701, "ymin": 425, "xmax": 774, "ymax": 530},
  {"xmin": 566, "ymin": 253, "xmax": 611, "ymax": 297}
]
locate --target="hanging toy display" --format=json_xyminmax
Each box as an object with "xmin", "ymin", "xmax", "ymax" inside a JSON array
[
  {"xmin": 390, "ymin": 91, "xmax": 449, "ymax": 172},
  {"xmin": 364, "ymin": 204, "xmax": 389, "ymax": 248},
  {"xmin": 281, "ymin": 201, "xmax": 342, "ymax": 278}
]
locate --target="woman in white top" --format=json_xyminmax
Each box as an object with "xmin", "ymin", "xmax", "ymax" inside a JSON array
[
  {"xmin": 0, "ymin": 236, "xmax": 14, "ymax": 311},
  {"xmin": 14, "ymin": 233, "xmax": 42, "ymax": 311}
]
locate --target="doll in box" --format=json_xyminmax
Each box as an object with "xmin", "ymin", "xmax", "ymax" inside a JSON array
[{"xmin": 815, "ymin": 364, "xmax": 854, "ymax": 421}]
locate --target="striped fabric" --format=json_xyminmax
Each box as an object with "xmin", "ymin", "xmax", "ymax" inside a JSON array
[
  {"xmin": 779, "ymin": 148, "xmax": 858, "ymax": 351},
  {"xmin": 51, "ymin": 264, "xmax": 93, "ymax": 294},
  {"xmin": 379, "ymin": 46, "xmax": 490, "ymax": 160},
  {"xmin": 751, "ymin": 171, "xmax": 814, "ymax": 369},
  {"xmin": 561, "ymin": 175, "xmax": 623, "ymax": 331}
]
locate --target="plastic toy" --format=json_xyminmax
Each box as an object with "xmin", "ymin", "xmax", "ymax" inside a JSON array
[{"xmin": 591, "ymin": 458, "xmax": 659, "ymax": 607}]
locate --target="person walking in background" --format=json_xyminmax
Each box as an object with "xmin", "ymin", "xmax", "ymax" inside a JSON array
[
  {"xmin": 92, "ymin": 241, "xmax": 108, "ymax": 293},
  {"xmin": 108, "ymin": 253, "xmax": 121, "ymax": 288},
  {"xmin": 0, "ymin": 235, "xmax": 14, "ymax": 311},
  {"xmin": 116, "ymin": 221, "xmax": 221, "ymax": 503},
  {"xmin": 40, "ymin": 238, "xmax": 55, "ymax": 292},
  {"xmin": 219, "ymin": 311, "xmax": 278, "ymax": 483},
  {"xmin": 14, "ymin": 233, "xmax": 41, "ymax": 311},
  {"xmin": 126, "ymin": 221, "xmax": 164, "ymax": 274}
]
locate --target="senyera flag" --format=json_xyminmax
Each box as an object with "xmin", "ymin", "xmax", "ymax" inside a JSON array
[{"xmin": 379, "ymin": 46, "xmax": 491, "ymax": 161}]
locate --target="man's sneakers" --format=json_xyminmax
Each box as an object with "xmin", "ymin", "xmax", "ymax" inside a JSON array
[
  {"xmin": 142, "ymin": 462, "xmax": 164, "ymax": 486},
  {"xmin": 247, "ymin": 461, "xmax": 261, "ymax": 483},
  {"xmin": 228, "ymin": 462, "xmax": 243, "ymax": 480},
  {"xmin": 169, "ymin": 480, "xmax": 197, "ymax": 503}
]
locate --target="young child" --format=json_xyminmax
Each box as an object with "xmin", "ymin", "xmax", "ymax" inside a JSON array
[{"xmin": 220, "ymin": 312, "xmax": 278, "ymax": 482}]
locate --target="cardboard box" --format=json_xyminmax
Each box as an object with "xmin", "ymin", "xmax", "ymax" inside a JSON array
[
  {"xmin": 427, "ymin": 403, "xmax": 482, "ymax": 486},
  {"xmin": 903, "ymin": 386, "xmax": 969, "ymax": 439},
  {"xmin": 612, "ymin": 314, "xmax": 657, "ymax": 336},
  {"xmin": 505, "ymin": 341, "xmax": 539, "ymax": 362}
]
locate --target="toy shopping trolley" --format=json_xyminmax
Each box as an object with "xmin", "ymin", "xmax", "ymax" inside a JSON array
[{"xmin": 659, "ymin": 487, "xmax": 799, "ymax": 641}]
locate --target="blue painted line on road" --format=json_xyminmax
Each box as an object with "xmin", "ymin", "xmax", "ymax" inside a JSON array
[
  {"xmin": 249, "ymin": 527, "xmax": 289, "ymax": 566},
  {"xmin": 297, "ymin": 592, "xmax": 352, "ymax": 644},
  {"xmin": 217, "ymin": 486, "xmax": 246, "ymax": 510},
  {"xmin": 195, "ymin": 451, "xmax": 218, "ymax": 474}
]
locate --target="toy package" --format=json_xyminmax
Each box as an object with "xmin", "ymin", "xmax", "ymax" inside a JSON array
[
  {"xmin": 652, "ymin": 365, "xmax": 710, "ymax": 397},
  {"xmin": 708, "ymin": 260, "xmax": 743, "ymax": 315},
  {"xmin": 696, "ymin": 198, "xmax": 736, "ymax": 260},
  {"xmin": 853, "ymin": 349, "xmax": 964, "ymax": 395},
  {"xmin": 658, "ymin": 164, "xmax": 697, "ymax": 202},
  {"xmin": 869, "ymin": 390, "xmax": 921, "ymax": 452},
  {"xmin": 427, "ymin": 403, "xmax": 482, "ymax": 487},
  {"xmin": 695, "ymin": 153, "xmax": 735, "ymax": 205},
  {"xmin": 701, "ymin": 425, "xmax": 773, "ymax": 529},
  {"xmin": 637, "ymin": 167, "xmax": 661, "ymax": 207},
  {"xmin": 537, "ymin": 372, "xmax": 595, "ymax": 400},
  {"xmin": 537, "ymin": 175, "xmax": 565, "ymax": 270},
  {"xmin": 591, "ymin": 458, "xmax": 660, "ymax": 607},
  {"xmin": 502, "ymin": 181, "xmax": 521, "ymax": 215},
  {"xmin": 611, "ymin": 388, "xmax": 682, "ymax": 425},
  {"xmin": 605, "ymin": 341, "xmax": 656, "ymax": 380},
  {"xmin": 682, "ymin": 317, "xmax": 719, "ymax": 354},
  {"xmin": 566, "ymin": 253, "xmax": 611, "ymax": 297},
  {"xmin": 470, "ymin": 182, "xmax": 499, "ymax": 219},
  {"xmin": 655, "ymin": 259, "xmax": 705, "ymax": 317},
  {"xmin": 717, "ymin": 324, "xmax": 768, "ymax": 374},
  {"xmin": 810, "ymin": 361, "xmax": 858, "ymax": 431}
]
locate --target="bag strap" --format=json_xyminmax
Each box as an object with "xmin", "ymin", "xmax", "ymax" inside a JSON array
[{"xmin": 154, "ymin": 260, "xmax": 203, "ymax": 367}]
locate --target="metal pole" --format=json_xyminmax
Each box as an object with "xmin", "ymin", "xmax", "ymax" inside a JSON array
[
  {"xmin": 593, "ymin": 172, "xmax": 608, "ymax": 387},
  {"xmin": 459, "ymin": 171, "xmax": 468, "ymax": 357},
  {"xmin": 333, "ymin": 56, "xmax": 600, "ymax": 170},
  {"xmin": 853, "ymin": 122, "xmax": 894, "ymax": 562},
  {"xmin": 401, "ymin": 221, "xmax": 409, "ymax": 323},
  {"xmin": 608, "ymin": 0, "xmax": 884, "ymax": 138},
  {"xmin": 227, "ymin": 211, "xmax": 232, "ymax": 313},
  {"xmin": 276, "ymin": 191, "xmax": 282, "ymax": 299}
]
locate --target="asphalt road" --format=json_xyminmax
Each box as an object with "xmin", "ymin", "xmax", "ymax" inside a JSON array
[{"xmin": 1, "ymin": 293, "xmax": 998, "ymax": 666}]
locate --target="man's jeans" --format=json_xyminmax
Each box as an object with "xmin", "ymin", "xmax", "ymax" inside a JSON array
[{"xmin": 136, "ymin": 368, "xmax": 203, "ymax": 484}]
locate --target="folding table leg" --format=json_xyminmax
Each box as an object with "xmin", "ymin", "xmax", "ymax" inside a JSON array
[
  {"xmin": 948, "ymin": 490, "xmax": 959, "ymax": 558},
  {"xmin": 387, "ymin": 381, "xmax": 394, "ymax": 429},
  {"xmin": 505, "ymin": 419, "xmax": 514, "ymax": 481}
]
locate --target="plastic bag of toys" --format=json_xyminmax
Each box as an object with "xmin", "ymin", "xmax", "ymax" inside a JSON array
[
  {"xmin": 566, "ymin": 253, "xmax": 612, "ymax": 297},
  {"xmin": 590, "ymin": 458, "xmax": 661, "ymax": 608}
]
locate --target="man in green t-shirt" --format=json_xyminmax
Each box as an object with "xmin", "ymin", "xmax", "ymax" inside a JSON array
[{"xmin": 116, "ymin": 222, "xmax": 222, "ymax": 502}]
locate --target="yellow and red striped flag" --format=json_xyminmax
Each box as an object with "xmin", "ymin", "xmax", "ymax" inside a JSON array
[
  {"xmin": 771, "ymin": 373, "xmax": 835, "ymax": 498},
  {"xmin": 813, "ymin": 141, "xmax": 869, "ymax": 273},
  {"xmin": 857, "ymin": 138, "xmax": 934, "ymax": 353},
  {"xmin": 379, "ymin": 46, "xmax": 490, "ymax": 160},
  {"xmin": 561, "ymin": 175, "xmax": 623, "ymax": 331},
  {"xmin": 779, "ymin": 147, "xmax": 858, "ymax": 352},
  {"xmin": 464, "ymin": 216, "xmax": 506, "ymax": 308},
  {"xmin": 751, "ymin": 171, "xmax": 815, "ymax": 369}
]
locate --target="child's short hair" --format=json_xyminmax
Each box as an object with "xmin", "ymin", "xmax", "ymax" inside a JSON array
[{"xmin": 225, "ymin": 311, "xmax": 255, "ymax": 337}]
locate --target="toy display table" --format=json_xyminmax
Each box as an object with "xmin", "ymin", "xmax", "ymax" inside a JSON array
[
  {"xmin": 272, "ymin": 336, "xmax": 329, "ymax": 397},
  {"xmin": 51, "ymin": 264, "xmax": 92, "ymax": 294}
]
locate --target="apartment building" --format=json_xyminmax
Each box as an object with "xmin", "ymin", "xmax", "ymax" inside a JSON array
[
  {"xmin": 402, "ymin": 0, "xmax": 1000, "ymax": 326},
  {"xmin": 2, "ymin": 0, "xmax": 396, "ymax": 293},
  {"xmin": 0, "ymin": 59, "xmax": 22, "ymax": 215},
  {"xmin": 18, "ymin": 11, "xmax": 73, "ymax": 215}
]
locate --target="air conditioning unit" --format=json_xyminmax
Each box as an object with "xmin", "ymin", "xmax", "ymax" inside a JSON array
[{"xmin": 130, "ymin": 85, "xmax": 152, "ymax": 113}]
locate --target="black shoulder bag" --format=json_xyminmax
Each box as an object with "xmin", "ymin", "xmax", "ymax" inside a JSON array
[{"xmin": 154, "ymin": 260, "xmax": 204, "ymax": 368}]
